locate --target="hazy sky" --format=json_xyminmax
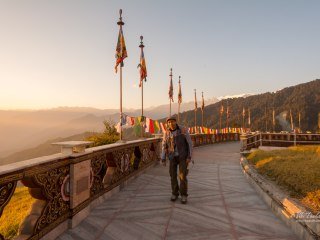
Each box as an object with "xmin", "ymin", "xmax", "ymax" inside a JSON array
[{"xmin": 0, "ymin": 0, "xmax": 320, "ymax": 110}]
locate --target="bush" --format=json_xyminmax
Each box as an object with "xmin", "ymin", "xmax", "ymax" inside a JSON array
[{"xmin": 86, "ymin": 120, "xmax": 119, "ymax": 146}]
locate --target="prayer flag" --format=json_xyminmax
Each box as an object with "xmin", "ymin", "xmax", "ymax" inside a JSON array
[
  {"xmin": 178, "ymin": 78, "xmax": 182, "ymax": 104},
  {"xmin": 115, "ymin": 28, "xmax": 128, "ymax": 73},
  {"xmin": 194, "ymin": 90, "xmax": 197, "ymax": 111},
  {"xmin": 169, "ymin": 78, "xmax": 174, "ymax": 102},
  {"xmin": 138, "ymin": 44, "xmax": 147, "ymax": 87},
  {"xmin": 201, "ymin": 92, "xmax": 204, "ymax": 112}
]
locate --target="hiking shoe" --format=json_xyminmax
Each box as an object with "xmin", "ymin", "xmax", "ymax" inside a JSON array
[
  {"xmin": 170, "ymin": 194, "xmax": 178, "ymax": 201},
  {"xmin": 181, "ymin": 195, "xmax": 187, "ymax": 204}
]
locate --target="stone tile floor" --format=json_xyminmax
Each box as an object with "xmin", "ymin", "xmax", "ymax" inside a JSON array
[{"xmin": 58, "ymin": 142, "xmax": 299, "ymax": 240}]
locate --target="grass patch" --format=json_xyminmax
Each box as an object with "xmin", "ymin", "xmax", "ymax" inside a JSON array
[
  {"xmin": 247, "ymin": 146, "xmax": 320, "ymax": 213},
  {"xmin": 0, "ymin": 186, "xmax": 36, "ymax": 239}
]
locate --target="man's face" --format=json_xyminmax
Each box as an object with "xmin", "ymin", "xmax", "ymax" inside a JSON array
[{"xmin": 167, "ymin": 120, "xmax": 177, "ymax": 130}]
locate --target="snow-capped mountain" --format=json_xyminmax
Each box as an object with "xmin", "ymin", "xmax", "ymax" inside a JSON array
[{"xmin": 217, "ymin": 93, "xmax": 253, "ymax": 100}]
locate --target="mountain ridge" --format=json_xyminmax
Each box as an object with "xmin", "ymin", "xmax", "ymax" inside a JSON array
[
  {"xmin": 2, "ymin": 79, "xmax": 318, "ymax": 161},
  {"xmin": 168, "ymin": 79, "xmax": 320, "ymax": 132}
]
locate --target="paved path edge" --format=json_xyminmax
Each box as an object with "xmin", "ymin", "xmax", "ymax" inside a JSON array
[{"xmin": 240, "ymin": 156, "xmax": 320, "ymax": 240}]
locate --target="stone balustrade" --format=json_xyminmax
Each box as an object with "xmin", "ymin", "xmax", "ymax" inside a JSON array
[
  {"xmin": 191, "ymin": 133, "xmax": 240, "ymax": 147},
  {"xmin": 0, "ymin": 133, "xmax": 239, "ymax": 240},
  {"xmin": 240, "ymin": 132, "xmax": 320, "ymax": 151}
]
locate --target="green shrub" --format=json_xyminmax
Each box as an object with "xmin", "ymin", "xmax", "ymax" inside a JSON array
[{"xmin": 86, "ymin": 120, "xmax": 119, "ymax": 146}]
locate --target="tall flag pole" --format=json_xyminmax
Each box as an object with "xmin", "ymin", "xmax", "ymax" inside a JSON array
[
  {"xmin": 242, "ymin": 107, "xmax": 245, "ymax": 130},
  {"xmin": 219, "ymin": 101, "xmax": 224, "ymax": 130},
  {"xmin": 138, "ymin": 36, "xmax": 147, "ymax": 138},
  {"xmin": 272, "ymin": 108, "xmax": 275, "ymax": 132},
  {"xmin": 194, "ymin": 89, "xmax": 197, "ymax": 133},
  {"xmin": 226, "ymin": 101, "xmax": 229, "ymax": 129},
  {"xmin": 318, "ymin": 113, "xmax": 320, "ymax": 132},
  {"xmin": 298, "ymin": 111, "xmax": 301, "ymax": 132},
  {"xmin": 264, "ymin": 103, "xmax": 267, "ymax": 132},
  {"xmin": 178, "ymin": 76, "xmax": 182, "ymax": 123},
  {"xmin": 248, "ymin": 108, "xmax": 251, "ymax": 130},
  {"xmin": 168, "ymin": 68, "xmax": 174, "ymax": 117},
  {"xmin": 201, "ymin": 92, "xmax": 205, "ymax": 129},
  {"xmin": 290, "ymin": 109, "xmax": 294, "ymax": 131},
  {"xmin": 272, "ymin": 95, "xmax": 275, "ymax": 132},
  {"xmin": 115, "ymin": 9, "xmax": 128, "ymax": 141}
]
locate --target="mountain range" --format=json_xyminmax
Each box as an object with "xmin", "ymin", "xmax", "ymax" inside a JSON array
[
  {"xmin": 2, "ymin": 79, "xmax": 319, "ymax": 165},
  {"xmin": 0, "ymin": 98, "xmax": 219, "ymax": 159},
  {"xmin": 172, "ymin": 79, "xmax": 320, "ymax": 132}
]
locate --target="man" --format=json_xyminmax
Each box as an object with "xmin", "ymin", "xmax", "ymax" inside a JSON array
[{"xmin": 161, "ymin": 117, "xmax": 193, "ymax": 204}]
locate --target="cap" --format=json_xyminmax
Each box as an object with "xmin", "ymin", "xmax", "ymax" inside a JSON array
[{"xmin": 166, "ymin": 116, "xmax": 177, "ymax": 122}]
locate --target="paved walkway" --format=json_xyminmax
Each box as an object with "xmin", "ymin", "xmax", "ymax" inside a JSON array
[{"xmin": 58, "ymin": 142, "xmax": 299, "ymax": 240}]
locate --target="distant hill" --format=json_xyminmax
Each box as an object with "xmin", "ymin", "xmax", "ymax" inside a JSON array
[
  {"xmin": 141, "ymin": 97, "xmax": 219, "ymax": 119},
  {"xmin": 0, "ymin": 109, "xmax": 108, "ymax": 157},
  {"xmin": 164, "ymin": 79, "xmax": 320, "ymax": 132},
  {"xmin": 0, "ymin": 101, "xmax": 220, "ymax": 158},
  {"xmin": 4, "ymin": 78, "xmax": 318, "ymax": 161},
  {"xmin": 0, "ymin": 132, "xmax": 94, "ymax": 166}
]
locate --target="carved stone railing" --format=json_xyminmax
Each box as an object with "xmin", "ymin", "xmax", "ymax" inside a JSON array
[
  {"xmin": 0, "ymin": 138, "xmax": 161, "ymax": 240},
  {"xmin": 240, "ymin": 132, "xmax": 320, "ymax": 151},
  {"xmin": 191, "ymin": 133, "xmax": 240, "ymax": 147},
  {"xmin": 0, "ymin": 133, "xmax": 240, "ymax": 240}
]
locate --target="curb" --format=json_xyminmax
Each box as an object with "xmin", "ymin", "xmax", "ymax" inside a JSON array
[{"xmin": 240, "ymin": 157, "xmax": 320, "ymax": 240}]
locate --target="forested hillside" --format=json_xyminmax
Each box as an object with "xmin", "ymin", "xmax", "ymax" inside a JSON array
[{"xmin": 170, "ymin": 79, "xmax": 320, "ymax": 132}]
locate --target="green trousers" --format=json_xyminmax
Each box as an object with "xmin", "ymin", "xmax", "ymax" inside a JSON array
[{"xmin": 169, "ymin": 156, "xmax": 188, "ymax": 197}]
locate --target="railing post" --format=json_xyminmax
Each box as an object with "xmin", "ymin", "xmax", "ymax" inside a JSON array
[
  {"xmin": 260, "ymin": 132, "xmax": 262, "ymax": 147},
  {"xmin": 240, "ymin": 133, "xmax": 247, "ymax": 151},
  {"xmin": 294, "ymin": 133, "xmax": 297, "ymax": 146}
]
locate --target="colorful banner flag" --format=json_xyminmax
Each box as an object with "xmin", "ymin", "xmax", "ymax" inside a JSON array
[
  {"xmin": 272, "ymin": 108, "xmax": 275, "ymax": 127},
  {"xmin": 126, "ymin": 116, "xmax": 135, "ymax": 126},
  {"xmin": 290, "ymin": 109, "xmax": 293, "ymax": 130},
  {"xmin": 178, "ymin": 78, "xmax": 182, "ymax": 104},
  {"xmin": 226, "ymin": 106, "xmax": 230, "ymax": 119},
  {"xmin": 138, "ymin": 44, "xmax": 147, "ymax": 87},
  {"xmin": 154, "ymin": 120, "xmax": 160, "ymax": 133},
  {"xmin": 160, "ymin": 122, "xmax": 166, "ymax": 133},
  {"xmin": 145, "ymin": 118, "xmax": 155, "ymax": 134},
  {"xmin": 169, "ymin": 79, "xmax": 174, "ymax": 102},
  {"xmin": 194, "ymin": 90, "xmax": 197, "ymax": 111},
  {"xmin": 220, "ymin": 104, "xmax": 224, "ymax": 114},
  {"xmin": 121, "ymin": 113, "xmax": 127, "ymax": 126},
  {"xmin": 201, "ymin": 92, "xmax": 204, "ymax": 112},
  {"xmin": 115, "ymin": 28, "xmax": 128, "ymax": 73}
]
